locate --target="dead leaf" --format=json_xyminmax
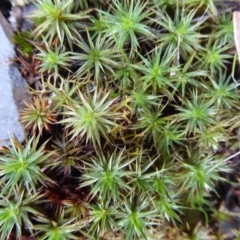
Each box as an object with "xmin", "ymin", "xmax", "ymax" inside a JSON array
[{"xmin": 233, "ymin": 11, "xmax": 240, "ymax": 65}]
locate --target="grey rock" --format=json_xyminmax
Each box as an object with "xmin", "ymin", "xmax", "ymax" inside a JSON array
[
  {"xmin": 0, "ymin": 12, "xmax": 30, "ymax": 146},
  {"xmin": 22, "ymin": 3, "xmax": 37, "ymax": 31},
  {"xmin": 9, "ymin": 3, "xmax": 37, "ymax": 31},
  {"xmin": 218, "ymin": 204, "xmax": 240, "ymax": 240},
  {"xmin": 219, "ymin": 216, "xmax": 240, "ymax": 240}
]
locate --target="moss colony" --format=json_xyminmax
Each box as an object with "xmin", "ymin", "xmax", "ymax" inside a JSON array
[{"xmin": 1, "ymin": 0, "xmax": 240, "ymax": 239}]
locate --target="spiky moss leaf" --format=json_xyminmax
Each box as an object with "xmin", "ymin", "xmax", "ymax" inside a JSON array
[
  {"xmin": 61, "ymin": 89, "xmax": 122, "ymax": 148},
  {"xmin": 152, "ymin": 6, "xmax": 207, "ymax": 61},
  {"xmin": 0, "ymin": 135, "xmax": 55, "ymax": 195},
  {"xmin": 31, "ymin": 0, "xmax": 88, "ymax": 47},
  {"xmin": 0, "ymin": 189, "xmax": 44, "ymax": 240},
  {"xmin": 173, "ymin": 91, "xmax": 217, "ymax": 136},
  {"xmin": 35, "ymin": 38, "xmax": 72, "ymax": 76},
  {"xmin": 80, "ymin": 149, "xmax": 135, "ymax": 203},
  {"xmin": 34, "ymin": 209, "xmax": 82, "ymax": 240},
  {"xmin": 177, "ymin": 151, "xmax": 230, "ymax": 206},
  {"xmin": 71, "ymin": 31, "xmax": 121, "ymax": 82},
  {"xmin": 100, "ymin": 0, "xmax": 155, "ymax": 58},
  {"xmin": 116, "ymin": 193, "xmax": 158, "ymax": 240},
  {"xmin": 20, "ymin": 96, "xmax": 56, "ymax": 135}
]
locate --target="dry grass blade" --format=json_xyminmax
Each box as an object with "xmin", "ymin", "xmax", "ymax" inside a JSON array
[{"xmin": 233, "ymin": 11, "xmax": 240, "ymax": 66}]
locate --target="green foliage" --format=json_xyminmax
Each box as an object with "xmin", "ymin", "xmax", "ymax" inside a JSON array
[
  {"xmin": 115, "ymin": 62, "xmax": 138, "ymax": 89},
  {"xmin": 178, "ymin": 151, "xmax": 230, "ymax": 206},
  {"xmin": 116, "ymin": 194, "xmax": 157, "ymax": 240},
  {"xmin": 71, "ymin": 31, "xmax": 121, "ymax": 81},
  {"xmin": 128, "ymin": 151, "xmax": 158, "ymax": 194},
  {"xmin": 213, "ymin": 13, "xmax": 234, "ymax": 45},
  {"xmin": 150, "ymin": 0, "xmax": 176, "ymax": 10},
  {"xmin": 131, "ymin": 90, "xmax": 159, "ymax": 112},
  {"xmin": 204, "ymin": 72, "xmax": 239, "ymax": 109},
  {"xmin": 3, "ymin": 0, "xmax": 239, "ymax": 239},
  {"xmin": 35, "ymin": 39, "xmax": 71, "ymax": 76},
  {"xmin": 0, "ymin": 189, "xmax": 42, "ymax": 240},
  {"xmin": 31, "ymin": 0, "xmax": 88, "ymax": 47},
  {"xmin": 174, "ymin": 53, "xmax": 207, "ymax": 98},
  {"xmin": 186, "ymin": 0, "xmax": 218, "ymax": 16},
  {"xmin": 153, "ymin": 6, "xmax": 207, "ymax": 61},
  {"xmin": 61, "ymin": 89, "xmax": 122, "ymax": 147},
  {"xmin": 133, "ymin": 48, "xmax": 178, "ymax": 95},
  {"xmin": 197, "ymin": 38, "xmax": 232, "ymax": 74},
  {"xmin": 137, "ymin": 107, "xmax": 167, "ymax": 147},
  {"xmin": 0, "ymin": 135, "xmax": 54, "ymax": 195},
  {"xmin": 100, "ymin": 0, "xmax": 154, "ymax": 57},
  {"xmin": 34, "ymin": 210, "xmax": 80, "ymax": 240},
  {"xmin": 80, "ymin": 150, "xmax": 134, "ymax": 202},
  {"xmin": 174, "ymin": 91, "xmax": 217, "ymax": 136},
  {"xmin": 46, "ymin": 78, "xmax": 80, "ymax": 112},
  {"xmin": 13, "ymin": 31, "xmax": 35, "ymax": 56},
  {"xmin": 152, "ymin": 169, "xmax": 182, "ymax": 223},
  {"xmin": 87, "ymin": 200, "xmax": 117, "ymax": 237},
  {"xmin": 196, "ymin": 123, "xmax": 227, "ymax": 150}
]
